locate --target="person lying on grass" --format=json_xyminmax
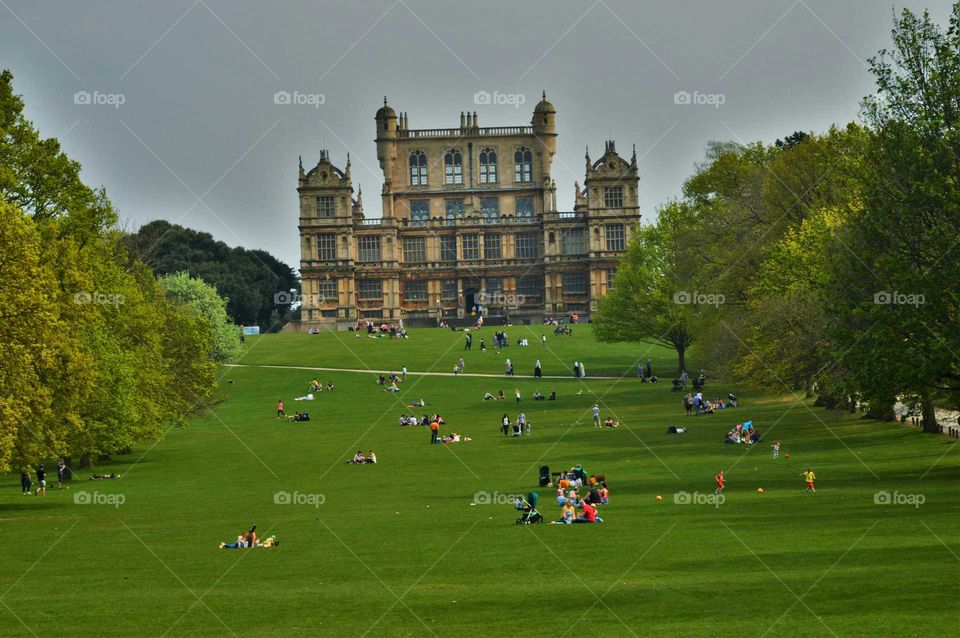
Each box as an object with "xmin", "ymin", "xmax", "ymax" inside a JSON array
[
  {"xmin": 440, "ymin": 433, "xmax": 471, "ymax": 443},
  {"xmin": 90, "ymin": 473, "xmax": 120, "ymax": 480},
  {"xmin": 219, "ymin": 525, "xmax": 257, "ymax": 549}
]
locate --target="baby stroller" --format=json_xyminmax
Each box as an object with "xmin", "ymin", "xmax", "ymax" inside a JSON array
[
  {"xmin": 539, "ymin": 465, "xmax": 551, "ymax": 487},
  {"xmin": 515, "ymin": 491, "xmax": 543, "ymax": 524},
  {"xmin": 671, "ymin": 378, "xmax": 684, "ymax": 392}
]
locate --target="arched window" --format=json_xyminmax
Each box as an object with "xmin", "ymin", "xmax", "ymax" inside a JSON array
[
  {"xmin": 444, "ymin": 149, "xmax": 463, "ymax": 185},
  {"xmin": 409, "ymin": 151, "xmax": 427, "ymax": 186},
  {"xmin": 514, "ymin": 147, "xmax": 532, "ymax": 183},
  {"xmin": 479, "ymin": 148, "xmax": 497, "ymax": 183}
]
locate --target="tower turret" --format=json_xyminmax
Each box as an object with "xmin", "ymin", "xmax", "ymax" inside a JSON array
[
  {"xmin": 375, "ymin": 97, "xmax": 399, "ymax": 189},
  {"xmin": 532, "ymin": 91, "xmax": 557, "ymax": 180}
]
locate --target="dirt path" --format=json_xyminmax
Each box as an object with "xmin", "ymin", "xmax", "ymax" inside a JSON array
[{"xmin": 224, "ymin": 362, "xmax": 625, "ymax": 381}]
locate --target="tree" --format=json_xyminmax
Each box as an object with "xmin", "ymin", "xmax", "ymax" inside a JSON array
[
  {"xmin": 827, "ymin": 4, "xmax": 960, "ymax": 431},
  {"xmin": 159, "ymin": 272, "xmax": 243, "ymax": 363},
  {"xmin": 594, "ymin": 202, "xmax": 698, "ymax": 373},
  {"xmin": 124, "ymin": 220, "xmax": 299, "ymax": 330},
  {"xmin": 0, "ymin": 69, "xmax": 217, "ymax": 471}
]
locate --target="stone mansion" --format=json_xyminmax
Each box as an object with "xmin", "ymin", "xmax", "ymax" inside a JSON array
[{"xmin": 292, "ymin": 93, "xmax": 640, "ymax": 330}]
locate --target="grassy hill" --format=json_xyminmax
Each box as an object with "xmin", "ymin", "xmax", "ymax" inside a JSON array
[{"xmin": 1, "ymin": 327, "xmax": 957, "ymax": 637}]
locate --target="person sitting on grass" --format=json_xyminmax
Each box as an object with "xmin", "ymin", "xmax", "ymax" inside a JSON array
[
  {"xmin": 377, "ymin": 374, "xmax": 386, "ymax": 385},
  {"xmin": 326, "ymin": 382, "xmax": 334, "ymax": 391},
  {"xmin": 572, "ymin": 501, "xmax": 603, "ymax": 523},
  {"xmin": 365, "ymin": 450, "xmax": 377, "ymax": 464},
  {"xmin": 483, "ymin": 391, "xmax": 496, "ymax": 400},
  {"xmin": 385, "ymin": 381, "xmax": 400, "ymax": 393},
  {"xmin": 598, "ymin": 484, "xmax": 609, "ymax": 504},
  {"xmin": 549, "ymin": 501, "xmax": 577, "ymax": 524},
  {"xmin": 348, "ymin": 450, "xmax": 366, "ymax": 464},
  {"xmin": 548, "ymin": 390, "xmax": 556, "ymax": 401},
  {"xmin": 533, "ymin": 391, "xmax": 544, "ymax": 401}
]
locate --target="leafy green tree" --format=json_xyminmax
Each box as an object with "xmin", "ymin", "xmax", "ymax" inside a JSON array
[
  {"xmin": 125, "ymin": 220, "xmax": 299, "ymax": 330},
  {"xmin": 0, "ymin": 69, "xmax": 218, "ymax": 471},
  {"xmin": 828, "ymin": 4, "xmax": 960, "ymax": 430},
  {"xmin": 159, "ymin": 272, "xmax": 242, "ymax": 363},
  {"xmin": 595, "ymin": 203, "xmax": 698, "ymax": 373}
]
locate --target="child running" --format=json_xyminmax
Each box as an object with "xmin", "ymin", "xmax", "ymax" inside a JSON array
[
  {"xmin": 802, "ymin": 468, "xmax": 816, "ymax": 493},
  {"xmin": 715, "ymin": 469, "xmax": 725, "ymax": 495}
]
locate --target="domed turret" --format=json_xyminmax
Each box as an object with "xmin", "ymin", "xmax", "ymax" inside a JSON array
[
  {"xmin": 532, "ymin": 91, "xmax": 556, "ymax": 136},
  {"xmin": 533, "ymin": 90, "xmax": 556, "ymax": 116},
  {"xmin": 532, "ymin": 91, "xmax": 557, "ymax": 178},
  {"xmin": 375, "ymin": 96, "xmax": 398, "ymax": 139}
]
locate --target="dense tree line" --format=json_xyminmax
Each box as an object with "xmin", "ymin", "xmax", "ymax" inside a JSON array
[
  {"xmin": 124, "ymin": 220, "xmax": 299, "ymax": 331},
  {"xmin": 596, "ymin": 5, "xmax": 960, "ymax": 431},
  {"xmin": 0, "ymin": 70, "xmax": 219, "ymax": 472}
]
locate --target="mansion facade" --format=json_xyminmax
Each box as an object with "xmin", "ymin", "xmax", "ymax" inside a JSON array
[{"xmin": 292, "ymin": 93, "xmax": 640, "ymax": 330}]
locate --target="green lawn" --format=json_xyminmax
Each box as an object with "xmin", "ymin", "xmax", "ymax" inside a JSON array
[{"xmin": 1, "ymin": 327, "xmax": 957, "ymax": 637}]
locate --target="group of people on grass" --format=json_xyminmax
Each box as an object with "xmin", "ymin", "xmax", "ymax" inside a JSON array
[
  {"xmin": 218, "ymin": 525, "xmax": 278, "ymax": 549},
  {"xmin": 483, "ymin": 389, "xmax": 556, "ymax": 402},
  {"xmin": 20, "ymin": 460, "xmax": 68, "ymax": 495},
  {"xmin": 347, "ymin": 449, "xmax": 377, "ymax": 464},
  {"xmin": 308, "ymin": 378, "xmax": 335, "ymax": 393},
  {"xmin": 399, "ymin": 412, "xmax": 444, "ymax": 427},
  {"xmin": 725, "ymin": 420, "xmax": 761, "ymax": 444},
  {"xmin": 591, "ymin": 404, "xmax": 621, "ymax": 428},
  {"xmin": 355, "ymin": 320, "xmax": 408, "ymax": 338},
  {"xmin": 501, "ymin": 412, "xmax": 531, "ymax": 436},
  {"xmin": 548, "ymin": 466, "xmax": 608, "ymax": 524},
  {"xmin": 397, "ymin": 413, "xmax": 471, "ymax": 444},
  {"xmin": 683, "ymin": 392, "xmax": 738, "ymax": 416}
]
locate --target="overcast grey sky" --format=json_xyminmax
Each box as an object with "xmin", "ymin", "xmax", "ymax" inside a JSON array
[{"xmin": 2, "ymin": 0, "xmax": 953, "ymax": 269}]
